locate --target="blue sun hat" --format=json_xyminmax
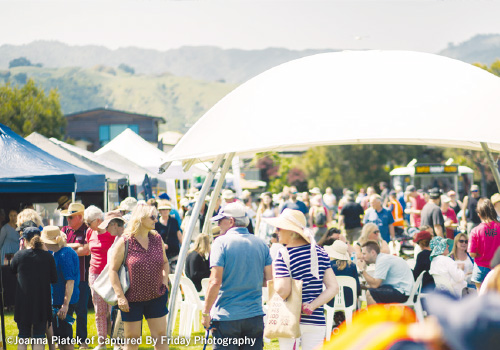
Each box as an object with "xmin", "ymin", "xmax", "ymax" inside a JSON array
[{"xmin": 430, "ymin": 236, "xmax": 454, "ymax": 261}]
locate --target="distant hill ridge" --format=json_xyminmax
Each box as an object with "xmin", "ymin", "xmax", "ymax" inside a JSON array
[
  {"xmin": 0, "ymin": 41, "xmax": 336, "ymax": 83},
  {"xmin": 438, "ymin": 34, "xmax": 500, "ymax": 64}
]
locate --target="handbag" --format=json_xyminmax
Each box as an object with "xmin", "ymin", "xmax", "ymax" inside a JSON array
[
  {"xmin": 92, "ymin": 239, "xmax": 130, "ymax": 306},
  {"xmin": 264, "ymin": 247, "xmax": 303, "ymax": 339}
]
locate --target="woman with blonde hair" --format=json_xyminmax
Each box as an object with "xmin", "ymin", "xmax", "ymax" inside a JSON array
[
  {"xmin": 41, "ymin": 226, "xmax": 80, "ymax": 350},
  {"xmin": 185, "ymin": 233, "xmax": 211, "ymax": 292},
  {"xmin": 354, "ymin": 223, "xmax": 390, "ymax": 257},
  {"xmin": 110, "ymin": 204, "xmax": 169, "ymax": 350},
  {"xmin": 449, "ymin": 233, "xmax": 474, "ymax": 288}
]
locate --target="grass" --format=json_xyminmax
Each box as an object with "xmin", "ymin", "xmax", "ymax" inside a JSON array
[{"xmin": 3, "ymin": 310, "xmax": 280, "ymax": 350}]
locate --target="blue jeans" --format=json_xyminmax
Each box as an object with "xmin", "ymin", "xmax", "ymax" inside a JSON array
[
  {"xmin": 76, "ymin": 280, "xmax": 90, "ymax": 343},
  {"xmin": 211, "ymin": 315, "xmax": 264, "ymax": 350}
]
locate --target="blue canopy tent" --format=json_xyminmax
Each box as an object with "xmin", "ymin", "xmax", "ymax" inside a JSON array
[{"xmin": 0, "ymin": 124, "xmax": 105, "ymax": 193}]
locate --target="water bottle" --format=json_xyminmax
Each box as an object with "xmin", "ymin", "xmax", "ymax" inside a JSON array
[{"xmin": 351, "ymin": 251, "xmax": 357, "ymax": 263}]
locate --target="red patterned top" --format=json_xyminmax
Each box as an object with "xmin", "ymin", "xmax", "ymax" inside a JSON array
[{"xmin": 124, "ymin": 232, "xmax": 167, "ymax": 302}]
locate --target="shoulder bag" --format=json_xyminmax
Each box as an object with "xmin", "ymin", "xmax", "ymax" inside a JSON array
[
  {"xmin": 264, "ymin": 247, "xmax": 303, "ymax": 339},
  {"xmin": 92, "ymin": 239, "xmax": 130, "ymax": 306}
]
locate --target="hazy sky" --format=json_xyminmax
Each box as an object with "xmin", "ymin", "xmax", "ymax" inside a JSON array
[{"xmin": 2, "ymin": 0, "xmax": 500, "ymax": 53}]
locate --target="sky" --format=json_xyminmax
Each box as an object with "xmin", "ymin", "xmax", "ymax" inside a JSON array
[{"xmin": 2, "ymin": 0, "xmax": 500, "ymax": 53}]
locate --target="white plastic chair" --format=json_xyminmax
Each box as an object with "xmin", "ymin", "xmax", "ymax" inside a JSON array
[
  {"xmin": 406, "ymin": 258, "xmax": 416, "ymax": 270},
  {"xmin": 178, "ymin": 276, "xmax": 204, "ymax": 337},
  {"xmin": 400, "ymin": 271, "xmax": 425, "ymax": 322},
  {"xmin": 324, "ymin": 276, "xmax": 358, "ymax": 341},
  {"xmin": 201, "ymin": 278, "xmax": 210, "ymax": 297},
  {"xmin": 168, "ymin": 274, "xmax": 182, "ymax": 330}
]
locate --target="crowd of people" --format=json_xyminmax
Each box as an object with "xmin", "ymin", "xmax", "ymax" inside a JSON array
[{"xmin": 4, "ymin": 181, "xmax": 500, "ymax": 350}]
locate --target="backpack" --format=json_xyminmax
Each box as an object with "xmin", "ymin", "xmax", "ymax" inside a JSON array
[{"xmin": 313, "ymin": 207, "xmax": 327, "ymax": 227}]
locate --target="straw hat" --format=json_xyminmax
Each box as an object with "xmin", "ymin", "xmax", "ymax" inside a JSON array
[
  {"xmin": 41, "ymin": 225, "xmax": 65, "ymax": 245},
  {"xmin": 60, "ymin": 202, "xmax": 85, "ymax": 217},
  {"xmin": 157, "ymin": 199, "xmax": 172, "ymax": 210},
  {"xmin": 119, "ymin": 197, "xmax": 138, "ymax": 212},
  {"xmin": 221, "ymin": 189, "xmax": 235, "ymax": 200},
  {"xmin": 310, "ymin": 187, "xmax": 321, "ymax": 195},
  {"xmin": 324, "ymin": 240, "xmax": 350, "ymax": 261},
  {"xmin": 263, "ymin": 209, "xmax": 310, "ymax": 243},
  {"xmin": 57, "ymin": 196, "xmax": 71, "ymax": 210}
]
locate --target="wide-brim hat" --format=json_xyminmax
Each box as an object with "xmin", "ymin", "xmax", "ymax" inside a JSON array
[
  {"xmin": 221, "ymin": 189, "xmax": 235, "ymax": 200},
  {"xmin": 157, "ymin": 199, "xmax": 173, "ymax": 210},
  {"xmin": 310, "ymin": 187, "xmax": 321, "ymax": 195},
  {"xmin": 60, "ymin": 202, "xmax": 85, "ymax": 217},
  {"xmin": 98, "ymin": 210, "xmax": 126, "ymax": 230},
  {"xmin": 118, "ymin": 197, "xmax": 138, "ymax": 212},
  {"xmin": 41, "ymin": 225, "xmax": 64, "ymax": 245},
  {"xmin": 324, "ymin": 240, "xmax": 350, "ymax": 260},
  {"xmin": 57, "ymin": 195, "xmax": 71, "ymax": 209},
  {"xmin": 491, "ymin": 193, "xmax": 500, "ymax": 206},
  {"xmin": 263, "ymin": 209, "xmax": 310, "ymax": 243}
]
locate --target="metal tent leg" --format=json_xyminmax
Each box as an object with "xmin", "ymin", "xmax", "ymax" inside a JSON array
[{"xmin": 481, "ymin": 142, "xmax": 500, "ymax": 192}]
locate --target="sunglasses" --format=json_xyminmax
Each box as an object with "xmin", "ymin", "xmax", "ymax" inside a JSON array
[
  {"xmin": 373, "ymin": 230, "xmax": 380, "ymax": 234},
  {"xmin": 458, "ymin": 239, "xmax": 468, "ymax": 244},
  {"xmin": 150, "ymin": 215, "xmax": 158, "ymax": 221}
]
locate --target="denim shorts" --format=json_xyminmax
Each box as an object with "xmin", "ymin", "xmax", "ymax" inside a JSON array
[
  {"xmin": 18, "ymin": 322, "xmax": 46, "ymax": 338},
  {"xmin": 121, "ymin": 292, "xmax": 168, "ymax": 322},
  {"xmin": 471, "ymin": 263, "xmax": 491, "ymax": 284}
]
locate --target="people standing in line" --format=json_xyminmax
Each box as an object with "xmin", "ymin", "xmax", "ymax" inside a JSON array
[
  {"xmin": 420, "ymin": 188, "xmax": 445, "ymax": 238},
  {"xmin": 41, "ymin": 226, "xmax": 80, "ymax": 350},
  {"xmin": 202, "ymin": 203, "xmax": 273, "ymax": 350},
  {"xmin": 447, "ymin": 190, "xmax": 462, "ymax": 217},
  {"xmin": 406, "ymin": 185, "xmax": 427, "ymax": 228},
  {"xmin": 461, "ymin": 184, "xmax": 482, "ymax": 234},
  {"xmin": 11, "ymin": 227, "xmax": 57, "ymax": 350},
  {"xmin": 412, "ymin": 230, "xmax": 435, "ymax": 290},
  {"xmin": 379, "ymin": 182, "xmax": 390, "ymax": 207},
  {"xmin": 255, "ymin": 192, "xmax": 279, "ymax": 243},
  {"xmin": 155, "ymin": 200, "xmax": 182, "ymax": 269},
  {"xmin": 468, "ymin": 198, "xmax": 500, "ymax": 291},
  {"xmin": 363, "ymin": 195, "xmax": 395, "ymax": 243},
  {"xmin": 441, "ymin": 195, "xmax": 458, "ymax": 239},
  {"xmin": 110, "ymin": 204, "xmax": 169, "ymax": 350},
  {"xmin": 266, "ymin": 209, "xmax": 338, "ymax": 350},
  {"xmin": 0, "ymin": 208, "xmax": 19, "ymax": 265},
  {"xmin": 84, "ymin": 206, "xmax": 115, "ymax": 349},
  {"xmin": 338, "ymin": 191, "xmax": 364, "ymax": 244},
  {"xmin": 185, "ymin": 233, "xmax": 211, "ymax": 292},
  {"xmin": 60, "ymin": 203, "xmax": 90, "ymax": 347}
]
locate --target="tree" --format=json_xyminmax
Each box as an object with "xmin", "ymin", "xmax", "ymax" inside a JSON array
[
  {"xmin": 118, "ymin": 63, "xmax": 135, "ymax": 74},
  {"xmin": 9, "ymin": 57, "xmax": 33, "ymax": 68},
  {"xmin": 0, "ymin": 79, "xmax": 66, "ymax": 139}
]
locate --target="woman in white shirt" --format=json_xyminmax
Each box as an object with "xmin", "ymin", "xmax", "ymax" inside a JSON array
[{"xmin": 429, "ymin": 236, "xmax": 466, "ymax": 297}]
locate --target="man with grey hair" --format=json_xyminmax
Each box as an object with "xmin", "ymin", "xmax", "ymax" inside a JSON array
[
  {"xmin": 202, "ymin": 202, "xmax": 272, "ymax": 350},
  {"xmin": 363, "ymin": 194, "xmax": 395, "ymax": 243}
]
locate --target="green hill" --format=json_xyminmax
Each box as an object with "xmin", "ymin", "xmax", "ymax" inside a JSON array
[{"xmin": 1, "ymin": 66, "xmax": 237, "ymax": 132}]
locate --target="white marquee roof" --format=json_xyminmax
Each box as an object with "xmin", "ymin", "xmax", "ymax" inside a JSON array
[{"xmin": 160, "ymin": 50, "xmax": 500, "ymax": 168}]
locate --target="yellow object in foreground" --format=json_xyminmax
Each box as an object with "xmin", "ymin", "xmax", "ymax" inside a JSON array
[{"xmin": 321, "ymin": 305, "xmax": 416, "ymax": 350}]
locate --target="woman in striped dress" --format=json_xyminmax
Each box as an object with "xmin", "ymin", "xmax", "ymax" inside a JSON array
[{"xmin": 265, "ymin": 209, "xmax": 339, "ymax": 350}]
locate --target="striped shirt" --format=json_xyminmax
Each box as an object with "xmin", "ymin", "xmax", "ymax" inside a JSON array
[{"xmin": 274, "ymin": 244, "xmax": 331, "ymax": 325}]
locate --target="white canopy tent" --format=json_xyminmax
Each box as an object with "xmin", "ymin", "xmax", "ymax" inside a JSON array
[{"xmin": 160, "ymin": 50, "xmax": 500, "ymax": 336}]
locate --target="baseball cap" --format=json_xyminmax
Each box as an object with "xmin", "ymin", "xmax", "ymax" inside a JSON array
[
  {"xmin": 471, "ymin": 184, "xmax": 479, "ymax": 192},
  {"xmin": 413, "ymin": 230, "xmax": 432, "ymax": 243},
  {"xmin": 441, "ymin": 195, "xmax": 451, "ymax": 203},
  {"xmin": 406, "ymin": 185, "xmax": 417, "ymax": 193},
  {"xmin": 429, "ymin": 187, "xmax": 442, "ymax": 199},
  {"xmin": 210, "ymin": 202, "xmax": 247, "ymax": 221},
  {"xmin": 16, "ymin": 220, "xmax": 38, "ymax": 233}
]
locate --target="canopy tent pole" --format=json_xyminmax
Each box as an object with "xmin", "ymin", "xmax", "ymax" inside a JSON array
[
  {"xmin": 72, "ymin": 181, "xmax": 77, "ymax": 202},
  {"xmin": 481, "ymin": 142, "xmax": 500, "ymax": 192},
  {"xmin": 104, "ymin": 179, "xmax": 108, "ymax": 212},
  {"xmin": 202, "ymin": 153, "xmax": 235, "ymax": 236},
  {"xmin": 166, "ymin": 154, "xmax": 225, "ymax": 337}
]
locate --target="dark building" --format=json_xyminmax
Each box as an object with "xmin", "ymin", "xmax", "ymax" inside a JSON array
[{"xmin": 65, "ymin": 108, "xmax": 166, "ymax": 151}]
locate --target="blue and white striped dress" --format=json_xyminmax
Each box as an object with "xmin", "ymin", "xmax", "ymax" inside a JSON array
[{"xmin": 274, "ymin": 244, "xmax": 331, "ymax": 325}]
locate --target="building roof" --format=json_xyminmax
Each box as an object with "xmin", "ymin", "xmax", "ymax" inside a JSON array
[{"xmin": 65, "ymin": 107, "xmax": 166, "ymax": 123}]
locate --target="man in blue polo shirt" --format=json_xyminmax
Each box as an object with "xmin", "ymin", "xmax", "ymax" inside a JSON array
[
  {"xmin": 202, "ymin": 203, "xmax": 273, "ymax": 350},
  {"xmin": 363, "ymin": 194, "xmax": 395, "ymax": 243}
]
